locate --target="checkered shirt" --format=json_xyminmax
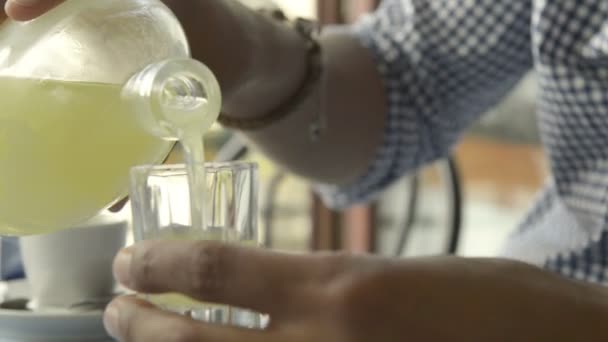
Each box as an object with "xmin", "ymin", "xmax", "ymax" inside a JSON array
[{"xmin": 317, "ymin": 0, "xmax": 608, "ymax": 284}]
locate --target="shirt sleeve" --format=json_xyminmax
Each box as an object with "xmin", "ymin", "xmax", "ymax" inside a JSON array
[{"xmin": 316, "ymin": 0, "xmax": 535, "ymax": 208}]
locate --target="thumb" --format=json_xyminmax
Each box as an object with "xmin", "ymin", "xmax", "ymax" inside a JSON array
[{"xmin": 5, "ymin": 0, "xmax": 63, "ymax": 21}]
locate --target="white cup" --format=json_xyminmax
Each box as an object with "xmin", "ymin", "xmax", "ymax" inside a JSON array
[{"xmin": 19, "ymin": 211, "xmax": 128, "ymax": 311}]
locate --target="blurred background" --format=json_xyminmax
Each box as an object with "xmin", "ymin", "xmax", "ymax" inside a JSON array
[{"xmin": 175, "ymin": 0, "xmax": 546, "ymax": 259}]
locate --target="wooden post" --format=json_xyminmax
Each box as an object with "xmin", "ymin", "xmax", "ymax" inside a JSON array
[
  {"xmin": 339, "ymin": 0, "xmax": 380, "ymax": 254},
  {"xmin": 309, "ymin": 0, "xmax": 344, "ymax": 251},
  {"xmin": 310, "ymin": 0, "xmax": 380, "ymax": 253}
]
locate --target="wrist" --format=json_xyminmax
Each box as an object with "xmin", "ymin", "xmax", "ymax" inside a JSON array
[
  {"xmin": 222, "ymin": 9, "xmax": 309, "ymax": 121},
  {"xmin": 164, "ymin": 0, "xmax": 308, "ymax": 121}
]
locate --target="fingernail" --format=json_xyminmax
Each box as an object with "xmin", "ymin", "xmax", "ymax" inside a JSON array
[
  {"xmin": 113, "ymin": 248, "xmax": 133, "ymax": 287},
  {"xmin": 9, "ymin": 0, "xmax": 42, "ymax": 6},
  {"xmin": 103, "ymin": 304, "xmax": 121, "ymax": 340}
]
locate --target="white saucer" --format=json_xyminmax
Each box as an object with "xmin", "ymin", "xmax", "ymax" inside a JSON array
[{"xmin": 0, "ymin": 280, "xmax": 114, "ymax": 341}]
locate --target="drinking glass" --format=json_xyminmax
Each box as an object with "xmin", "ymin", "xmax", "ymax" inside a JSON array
[{"xmin": 129, "ymin": 162, "xmax": 264, "ymax": 328}]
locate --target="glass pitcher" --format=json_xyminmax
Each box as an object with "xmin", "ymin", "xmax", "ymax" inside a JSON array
[{"xmin": 0, "ymin": 0, "xmax": 222, "ymax": 235}]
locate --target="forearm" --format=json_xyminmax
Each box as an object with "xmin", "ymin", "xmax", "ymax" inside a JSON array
[
  {"xmin": 244, "ymin": 29, "xmax": 386, "ymax": 185},
  {"xmin": 167, "ymin": 0, "xmax": 386, "ymax": 185},
  {"xmin": 379, "ymin": 258, "xmax": 608, "ymax": 341},
  {"xmin": 507, "ymin": 261, "xmax": 608, "ymax": 341},
  {"xmin": 469, "ymin": 259, "xmax": 608, "ymax": 341}
]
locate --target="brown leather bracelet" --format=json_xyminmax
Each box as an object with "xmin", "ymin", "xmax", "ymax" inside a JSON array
[{"xmin": 217, "ymin": 9, "xmax": 322, "ymax": 130}]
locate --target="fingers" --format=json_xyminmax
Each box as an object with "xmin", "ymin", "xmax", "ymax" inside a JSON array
[
  {"xmin": 4, "ymin": 0, "xmax": 63, "ymax": 21},
  {"xmin": 104, "ymin": 296, "xmax": 276, "ymax": 342},
  {"xmin": 113, "ymin": 241, "xmax": 338, "ymax": 315}
]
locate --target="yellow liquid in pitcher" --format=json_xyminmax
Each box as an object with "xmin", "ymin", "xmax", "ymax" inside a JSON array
[{"xmin": 0, "ymin": 77, "xmax": 171, "ymax": 235}]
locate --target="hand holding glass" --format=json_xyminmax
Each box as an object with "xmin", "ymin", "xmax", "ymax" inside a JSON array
[{"xmin": 129, "ymin": 162, "xmax": 264, "ymax": 328}]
